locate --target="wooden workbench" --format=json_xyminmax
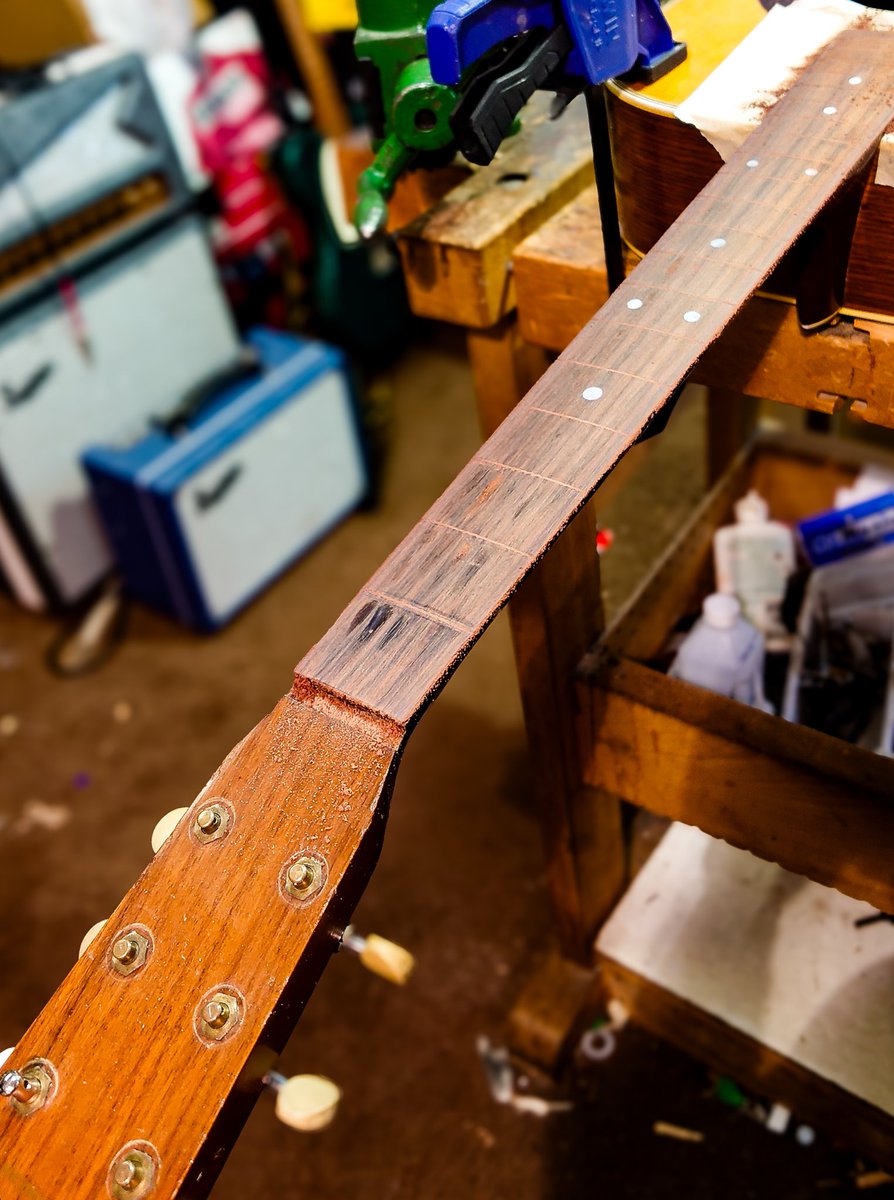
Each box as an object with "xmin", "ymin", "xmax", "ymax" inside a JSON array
[{"xmin": 394, "ymin": 1, "xmax": 894, "ymax": 1097}]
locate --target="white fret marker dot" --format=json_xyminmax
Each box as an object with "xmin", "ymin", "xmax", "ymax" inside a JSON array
[
  {"xmin": 582, "ymin": 386, "xmax": 604, "ymax": 402},
  {"xmin": 710, "ymin": 238, "xmax": 727, "ymax": 249},
  {"xmin": 683, "ymin": 311, "xmax": 701, "ymax": 324},
  {"xmin": 823, "ymin": 106, "xmax": 837, "ymax": 115},
  {"xmin": 804, "ymin": 167, "xmax": 818, "ymax": 177},
  {"xmin": 849, "ymin": 76, "xmax": 862, "ymax": 85},
  {"xmin": 746, "ymin": 159, "xmax": 759, "ymax": 168},
  {"xmin": 627, "ymin": 298, "xmax": 643, "ymax": 310}
]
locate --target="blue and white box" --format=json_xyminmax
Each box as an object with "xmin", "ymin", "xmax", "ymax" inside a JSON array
[
  {"xmin": 84, "ymin": 328, "xmax": 368, "ymax": 629},
  {"xmin": 798, "ymin": 491, "xmax": 894, "ymax": 567}
]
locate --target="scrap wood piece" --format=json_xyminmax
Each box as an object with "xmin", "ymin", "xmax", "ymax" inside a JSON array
[{"xmin": 653, "ymin": 1121, "xmax": 706, "ymax": 1143}]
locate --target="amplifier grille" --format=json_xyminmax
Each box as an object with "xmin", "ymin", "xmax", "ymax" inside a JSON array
[{"xmin": 0, "ymin": 174, "xmax": 170, "ymax": 297}]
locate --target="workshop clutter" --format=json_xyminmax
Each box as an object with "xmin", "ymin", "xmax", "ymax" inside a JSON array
[
  {"xmin": 661, "ymin": 435, "xmax": 894, "ymax": 756},
  {"xmin": 0, "ymin": 5, "xmax": 397, "ymax": 632},
  {"xmin": 0, "ymin": 50, "xmax": 240, "ymax": 611},
  {"xmin": 189, "ymin": 10, "xmax": 311, "ymax": 328}
]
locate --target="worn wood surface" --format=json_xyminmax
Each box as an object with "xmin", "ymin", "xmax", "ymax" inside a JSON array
[
  {"xmin": 513, "ymin": 186, "xmax": 611, "ymax": 350},
  {"xmin": 599, "ymin": 959, "xmax": 894, "ymax": 1171},
  {"xmin": 0, "ymin": 692, "xmax": 404, "ymax": 1199},
  {"xmin": 579, "ymin": 663, "xmax": 894, "ymax": 916},
  {"xmin": 397, "ymin": 93, "xmax": 594, "ymax": 328},
  {"xmin": 301, "ymin": 33, "xmax": 894, "ymax": 723},
  {"xmin": 507, "ymin": 953, "xmax": 598, "ymax": 1071},
  {"xmin": 4, "ymin": 36, "xmax": 894, "ymax": 1198}
]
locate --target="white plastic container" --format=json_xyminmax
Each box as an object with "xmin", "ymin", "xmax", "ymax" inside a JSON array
[
  {"xmin": 713, "ymin": 489, "xmax": 795, "ymax": 650},
  {"xmin": 669, "ymin": 593, "xmax": 774, "ymax": 713},
  {"xmin": 782, "ymin": 543, "xmax": 894, "ymax": 755}
]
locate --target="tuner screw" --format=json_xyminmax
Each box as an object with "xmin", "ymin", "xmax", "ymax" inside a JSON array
[
  {"xmin": 198, "ymin": 990, "xmax": 241, "ymax": 1043},
  {"xmin": 109, "ymin": 1146, "xmax": 156, "ymax": 1199},
  {"xmin": 284, "ymin": 855, "xmax": 326, "ymax": 902},
  {"xmin": 110, "ymin": 928, "xmax": 151, "ymax": 977},
  {"xmin": 192, "ymin": 800, "xmax": 231, "ymax": 845},
  {"xmin": 1, "ymin": 1059, "xmax": 54, "ymax": 1116}
]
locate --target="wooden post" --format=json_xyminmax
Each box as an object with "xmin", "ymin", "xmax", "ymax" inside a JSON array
[
  {"xmin": 706, "ymin": 387, "xmax": 759, "ymax": 482},
  {"xmin": 467, "ymin": 318, "xmax": 626, "ymax": 964},
  {"xmin": 273, "ymin": 0, "xmax": 352, "ymax": 138}
]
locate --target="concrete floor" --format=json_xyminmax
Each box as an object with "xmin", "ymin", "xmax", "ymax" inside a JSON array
[{"xmin": 0, "ymin": 331, "xmax": 883, "ymax": 1198}]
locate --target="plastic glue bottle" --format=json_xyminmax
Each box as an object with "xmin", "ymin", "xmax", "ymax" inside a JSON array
[
  {"xmin": 713, "ymin": 490, "xmax": 795, "ymax": 649},
  {"xmin": 669, "ymin": 593, "xmax": 774, "ymax": 713}
]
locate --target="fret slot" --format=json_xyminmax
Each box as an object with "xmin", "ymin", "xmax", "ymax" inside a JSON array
[
  {"xmin": 369, "ymin": 521, "xmax": 529, "ymax": 630},
  {"xmin": 480, "ymin": 406, "xmax": 627, "ymax": 491},
  {"xmin": 428, "ymin": 460, "xmax": 578, "ymax": 557}
]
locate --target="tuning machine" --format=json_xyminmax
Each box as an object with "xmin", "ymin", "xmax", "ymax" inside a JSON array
[
  {"xmin": 341, "ymin": 926, "xmax": 415, "ymax": 986},
  {"xmin": 264, "ymin": 1071, "xmax": 342, "ymax": 1131},
  {"xmin": 150, "ymin": 807, "xmax": 189, "ymax": 853}
]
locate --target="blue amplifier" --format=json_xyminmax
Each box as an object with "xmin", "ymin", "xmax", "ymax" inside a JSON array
[{"xmin": 83, "ymin": 328, "xmax": 368, "ymax": 630}]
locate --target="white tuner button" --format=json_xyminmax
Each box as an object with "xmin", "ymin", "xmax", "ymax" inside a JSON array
[
  {"xmin": 0, "ymin": 1048, "xmax": 14, "ymax": 1071},
  {"xmin": 151, "ymin": 807, "xmax": 189, "ymax": 853},
  {"xmin": 79, "ymin": 919, "xmax": 108, "ymax": 958},
  {"xmin": 269, "ymin": 1073, "xmax": 342, "ymax": 1132},
  {"xmin": 342, "ymin": 927, "xmax": 415, "ymax": 986}
]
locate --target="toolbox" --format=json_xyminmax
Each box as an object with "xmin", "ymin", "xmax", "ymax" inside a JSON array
[{"xmin": 84, "ymin": 328, "xmax": 368, "ymax": 630}]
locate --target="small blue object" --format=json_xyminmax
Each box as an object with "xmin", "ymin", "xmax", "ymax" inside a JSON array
[
  {"xmin": 84, "ymin": 328, "xmax": 368, "ymax": 631},
  {"xmin": 428, "ymin": 1, "xmax": 557, "ymax": 86},
  {"xmin": 798, "ymin": 492, "xmax": 894, "ymax": 567},
  {"xmin": 427, "ymin": 0, "xmax": 682, "ymax": 88}
]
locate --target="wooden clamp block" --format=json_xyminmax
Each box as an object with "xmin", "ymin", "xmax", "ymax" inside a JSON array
[
  {"xmin": 397, "ymin": 94, "xmax": 594, "ymax": 329},
  {"xmin": 514, "ymin": 185, "xmax": 610, "ymax": 352}
]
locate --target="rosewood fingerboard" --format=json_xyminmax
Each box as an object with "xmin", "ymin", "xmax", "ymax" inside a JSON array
[{"xmin": 299, "ymin": 30, "xmax": 894, "ymax": 725}]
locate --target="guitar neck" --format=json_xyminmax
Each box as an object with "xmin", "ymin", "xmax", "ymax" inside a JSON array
[
  {"xmin": 2, "ymin": 30, "xmax": 893, "ymax": 1200},
  {"xmin": 299, "ymin": 29, "xmax": 894, "ymax": 726}
]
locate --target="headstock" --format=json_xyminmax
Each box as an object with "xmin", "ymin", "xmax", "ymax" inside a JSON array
[{"xmin": 0, "ymin": 685, "xmax": 405, "ymax": 1200}]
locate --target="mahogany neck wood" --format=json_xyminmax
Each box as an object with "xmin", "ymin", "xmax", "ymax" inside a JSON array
[
  {"xmin": 1, "ymin": 30, "xmax": 893, "ymax": 1200},
  {"xmin": 298, "ymin": 30, "xmax": 894, "ymax": 726}
]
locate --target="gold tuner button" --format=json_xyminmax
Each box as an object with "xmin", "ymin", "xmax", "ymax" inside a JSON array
[
  {"xmin": 342, "ymin": 927, "xmax": 415, "ymax": 986},
  {"xmin": 79, "ymin": 919, "xmax": 108, "ymax": 958},
  {"xmin": 266, "ymin": 1072, "xmax": 342, "ymax": 1132},
  {"xmin": 151, "ymin": 807, "xmax": 189, "ymax": 853}
]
